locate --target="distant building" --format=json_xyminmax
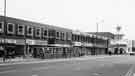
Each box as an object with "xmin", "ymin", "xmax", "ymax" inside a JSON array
[
  {"xmin": 88, "ymin": 32, "xmax": 128, "ymax": 54},
  {"xmin": 126, "ymin": 40, "xmax": 135, "ymax": 55}
]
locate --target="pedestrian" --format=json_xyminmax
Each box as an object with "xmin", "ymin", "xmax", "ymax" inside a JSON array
[{"xmin": 3, "ymin": 48, "xmax": 7, "ymax": 62}]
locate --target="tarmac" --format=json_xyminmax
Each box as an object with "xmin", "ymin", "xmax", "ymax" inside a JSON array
[{"xmin": 0, "ymin": 55, "xmax": 128, "ymax": 66}]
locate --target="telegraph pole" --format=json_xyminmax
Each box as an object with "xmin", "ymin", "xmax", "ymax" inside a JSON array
[
  {"xmin": 95, "ymin": 19, "xmax": 104, "ymax": 55},
  {"xmin": 3, "ymin": 0, "xmax": 7, "ymax": 62}
]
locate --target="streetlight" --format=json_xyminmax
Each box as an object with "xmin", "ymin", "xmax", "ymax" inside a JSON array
[
  {"xmin": 94, "ymin": 19, "xmax": 104, "ymax": 55},
  {"xmin": 3, "ymin": 0, "xmax": 7, "ymax": 62},
  {"xmin": 96, "ymin": 18, "xmax": 104, "ymax": 33}
]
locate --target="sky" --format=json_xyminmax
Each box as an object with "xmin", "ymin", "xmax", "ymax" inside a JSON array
[{"xmin": 0, "ymin": 0, "xmax": 135, "ymax": 39}]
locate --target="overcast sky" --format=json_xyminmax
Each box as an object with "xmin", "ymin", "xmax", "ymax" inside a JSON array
[{"xmin": 0, "ymin": 0, "xmax": 135, "ymax": 39}]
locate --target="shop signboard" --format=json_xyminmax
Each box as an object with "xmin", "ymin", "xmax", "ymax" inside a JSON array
[
  {"xmin": 5, "ymin": 39, "xmax": 16, "ymax": 44},
  {"xmin": 26, "ymin": 39, "xmax": 47, "ymax": 45},
  {"xmin": 15, "ymin": 39, "xmax": 25, "ymax": 45},
  {"xmin": 0, "ymin": 38, "xmax": 5, "ymax": 43},
  {"xmin": 26, "ymin": 39, "xmax": 34, "ymax": 45},
  {"xmin": 83, "ymin": 43, "xmax": 93, "ymax": 47},
  {"xmin": 94, "ymin": 44, "xmax": 106, "ymax": 48},
  {"xmin": 73, "ymin": 42, "xmax": 82, "ymax": 46},
  {"xmin": 34, "ymin": 40, "xmax": 47, "ymax": 45}
]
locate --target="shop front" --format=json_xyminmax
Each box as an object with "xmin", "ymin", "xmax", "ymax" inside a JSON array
[
  {"xmin": 26, "ymin": 39, "xmax": 48, "ymax": 58},
  {"xmin": 48, "ymin": 44, "xmax": 72, "ymax": 58},
  {"xmin": 0, "ymin": 38, "xmax": 5, "ymax": 57}
]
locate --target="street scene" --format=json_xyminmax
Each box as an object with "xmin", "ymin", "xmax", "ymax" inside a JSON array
[{"xmin": 1, "ymin": 0, "xmax": 135, "ymax": 76}]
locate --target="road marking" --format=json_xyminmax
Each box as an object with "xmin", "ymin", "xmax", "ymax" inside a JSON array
[
  {"xmin": 0, "ymin": 70, "xmax": 16, "ymax": 74},
  {"xmin": 32, "ymin": 74, "xmax": 38, "ymax": 76},
  {"xmin": 0, "ymin": 56, "xmax": 119, "ymax": 66},
  {"xmin": 0, "ymin": 67, "xmax": 12, "ymax": 70},
  {"xmin": 32, "ymin": 67, "xmax": 49, "ymax": 71},
  {"xmin": 133, "ymin": 73, "xmax": 135, "ymax": 76},
  {"xmin": 125, "ymin": 65, "xmax": 135, "ymax": 76},
  {"xmin": 92, "ymin": 73, "xmax": 100, "ymax": 76}
]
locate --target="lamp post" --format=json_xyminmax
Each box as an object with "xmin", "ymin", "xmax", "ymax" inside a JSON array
[
  {"xmin": 95, "ymin": 19, "xmax": 104, "ymax": 55},
  {"xmin": 3, "ymin": 0, "xmax": 7, "ymax": 62}
]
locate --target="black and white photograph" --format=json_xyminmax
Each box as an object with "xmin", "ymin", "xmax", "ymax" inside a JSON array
[{"xmin": 0, "ymin": 0, "xmax": 135, "ymax": 76}]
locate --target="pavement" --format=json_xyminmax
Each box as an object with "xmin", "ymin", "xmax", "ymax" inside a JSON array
[{"xmin": 0, "ymin": 55, "xmax": 121, "ymax": 66}]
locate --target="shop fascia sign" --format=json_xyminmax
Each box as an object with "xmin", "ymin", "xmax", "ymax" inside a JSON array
[
  {"xmin": 26, "ymin": 39, "xmax": 34, "ymax": 45},
  {"xmin": 0, "ymin": 38, "xmax": 25, "ymax": 44},
  {"xmin": 50, "ymin": 44, "xmax": 71, "ymax": 47},
  {"xmin": 34, "ymin": 40, "xmax": 47, "ymax": 45},
  {"xmin": 94, "ymin": 44, "xmax": 105, "ymax": 48},
  {"xmin": 15, "ymin": 39, "xmax": 25, "ymax": 45},
  {"xmin": 26, "ymin": 39, "xmax": 47, "ymax": 45},
  {"xmin": 73, "ymin": 42, "xmax": 82, "ymax": 46},
  {"xmin": 0, "ymin": 38, "xmax": 5, "ymax": 43},
  {"xmin": 5, "ymin": 39, "xmax": 16, "ymax": 44},
  {"xmin": 82, "ymin": 43, "xmax": 93, "ymax": 47}
]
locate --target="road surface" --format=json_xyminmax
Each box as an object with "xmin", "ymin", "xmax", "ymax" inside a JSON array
[{"xmin": 0, "ymin": 55, "xmax": 135, "ymax": 76}]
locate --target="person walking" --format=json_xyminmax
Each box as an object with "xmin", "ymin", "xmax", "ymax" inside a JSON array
[{"xmin": 3, "ymin": 48, "xmax": 7, "ymax": 62}]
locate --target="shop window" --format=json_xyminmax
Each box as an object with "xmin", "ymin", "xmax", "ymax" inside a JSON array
[
  {"xmin": 27, "ymin": 26, "xmax": 33, "ymax": 36},
  {"xmin": 7, "ymin": 23, "xmax": 15, "ymax": 34},
  {"xmin": 0, "ymin": 22, "xmax": 4, "ymax": 33},
  {"xmin": 35, "ymin": 28, "xmax": 41, "ymax": 37},
  {"xmin": 17, "ymin": 24, "xmax": 25, "ymax": 35}
]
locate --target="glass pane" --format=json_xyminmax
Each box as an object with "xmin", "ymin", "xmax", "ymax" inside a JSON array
[
  {"xmin": 0, "ymin": 23, "xmax": 2, "ymax": 28},
  {"xmin": 8, "ymin": 24, "xmax": 14, "ymax": 32},
  {"xmin": 44, "ymin": 30, "xmax": 47, "ymax": 36},
  {"xmin": 18, "ymin": 25, "xmax": 23, "ymax": 33}
]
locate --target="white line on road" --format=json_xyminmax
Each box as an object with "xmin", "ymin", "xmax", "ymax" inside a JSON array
[
  {"xmin": 32, "ymin": 74, "xmax": 38, "ymax": 76},
  {"xmin": 0, "ymin": 67, "xmax": 12, "ymax": 70},
  {"xmin": 125, "ymin": 64, "xmax": 135, "ymax": 76},
  {"xmin": 0, "ymin": 70, "xmax": 16, "ymax": 74},
  {"xmin": 133, "ymin": 73, "xmax": 135, "ymax": 76},
  {"xmin": 0, "ymin": 56, "xmax": 112, "ymax": 66}
]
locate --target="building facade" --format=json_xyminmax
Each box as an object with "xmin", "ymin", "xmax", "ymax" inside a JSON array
[{"xmin": 0, "ymin": 16, "xmax": 109, "ymax": 59}]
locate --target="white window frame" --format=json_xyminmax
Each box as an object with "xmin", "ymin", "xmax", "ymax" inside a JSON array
[
  {"xmin": 35, "ymin": 27, "xmax": 41, "ymax": 37},
  {"xmin": 17, "ymin": 24, "xmax": 25, "ymax": 35},
  {"xmin": 7, "ymin": 23, "xmax": 15, "ymax": 34},
  {"xmin": 0, "ymin": 22, "xmax": 4, "ymax": 33},
  {"xmin": 27, "ymin": 26, "xmax": 33, "ymax": 36}
]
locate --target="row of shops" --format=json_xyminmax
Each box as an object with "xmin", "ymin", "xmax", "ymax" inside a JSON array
[{"xmin": 0, "ymin": 37, "xmax": 108, "ymax": 59}]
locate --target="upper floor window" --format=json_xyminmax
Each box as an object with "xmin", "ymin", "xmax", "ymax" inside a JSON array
[
  {"xmin": 62, "ymin": 32, "xmax": 64, "ymax": 40},
  {"xmin": 35, "ymin": 28, "xmax": 41, "ymax": 37},
  {"xmin": 56, "ymin": 32, "xmax": 60, "ymax": 38},
  {"xmin": 0, "ymin": 22, "xmax": 4, "ymax": 33},
  {"xmin": 60, "ymin": 32, "xmax": 63, "ymax": 39},
  {"xmin": 48, "ymin": 29, "xmax": 55, "ymax": 37},
  {"xmin": 64, "ymin": 32, "xmax": 66, "ymax": 40},
  {"xmin": 27, "ymin": 26, "xmax": 33, "ymax": 36},
  {"xmin": 43, "ymin": 29, "xmax": 48, "ymax": 37},
  {"xmin": 7, "ymin": 23, "xmax": 15, "ymax": 34},
  {"xmin": 17, "ymin": 24, "xmax": 25, "ymax": 35}
]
